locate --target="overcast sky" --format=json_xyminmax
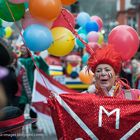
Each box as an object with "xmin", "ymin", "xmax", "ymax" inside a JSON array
[{"xmin": 79, "ymin": 0, "xmax": 117, "ymax": 21}]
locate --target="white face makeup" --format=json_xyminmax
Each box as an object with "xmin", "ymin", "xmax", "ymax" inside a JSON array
[{"xmin": 95, "ymin": 64, "xmax": 117, "ymax": 91}]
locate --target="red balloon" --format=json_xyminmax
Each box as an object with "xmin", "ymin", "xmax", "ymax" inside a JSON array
[
  {"xmin": 52, "ymin": 8, "xmax": 75, "ymax": 32},
  {"xmin": 108, "ymin": 25, "xmax": 139, "ymax": 61}
]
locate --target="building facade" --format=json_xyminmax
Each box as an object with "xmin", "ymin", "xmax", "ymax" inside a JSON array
[
  {"xmin": 131, "ymin": 0, "xmax": 140, "ymax": 34},
  {"xmin": 116, "ymin": 0, "xmax": 139, "ymax": 34}
]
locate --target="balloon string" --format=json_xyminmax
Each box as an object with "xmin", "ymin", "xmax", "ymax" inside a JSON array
[
  {"xmin": 54, "ymin": 34, "xmax": 75, "ymax": 42},
  {"xmin": 5, "ymin": 1, "xmax": 52, "ymax": 94},
  {"xmin": 61, "ymin": 8, "xmax": 94, "ymax": 55}
]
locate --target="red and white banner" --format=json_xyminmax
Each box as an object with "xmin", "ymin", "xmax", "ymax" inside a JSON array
[
  {"xmin": 31, "ymin": 69, "xmax": 76, "ymax": 116},
  {"xmin": 49, "ymin": 93, "xmax": 140, "ymax": 140},
  {"xmin": 31, "ymin": 69, "xmax": 140, "ymax": 139},
  {"xmin": 31, "ymin": 69, "xmax": 76, "ymax": 139}
]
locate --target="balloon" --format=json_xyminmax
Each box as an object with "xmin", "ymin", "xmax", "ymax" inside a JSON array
[
  {"xmin": 108, "ymin": 25, "xmax": 139, "ymax": 61},
  {"xmin": 87, "ymin": 31, "xmax": 99, "ymax": 42},
  {"xmin": 82, "ymin": 53, "xmax": 89, "ymax": 65},
  {"xmin": 29, "ymin": 0, "xmax": 62, "ymax": 21},
  {"xmin": 52, "ymin": 8, "xmax": 75, "ymax": 32},
  {"xmin": 48, "ymin": 27, "xmax": 75, "ymax": 56},
  {"xmin": 23, "ymin": 24, "xmax": 53, "ymax": 52},
  {"xmin": 85, "ymin": 21, "xmax": 99, "ymax": 33},
  {"xmin": 8, "ymin": 0, "xmax": 28, "ymax": 4},
  {"xmin": 24, "ymin": 2, "xmax": 29, "ymax": 9},
  {"xmin": 77, "ymin": 27, "xmax": 87, "ymax": 35},
  {"xmin": 88, "ymin": 42, "xmax": 101, "ymax": 52},
  {"xmin": 0, "ymin": 27, "xmax": 5, "ymax": 38},
  {"xmin": 79, "ymin": 67, "xmax": 94, "ymax": 84},
  {"xmin": 98, "ymin": 32, "xmax": 104, "ymax": 45},
  {"xmin": 0, "ymin": 19, "xmax": 2, "ymax": 27},
  {"xmin": 21, "ymin": 11, "xmax": 53, "ymax": 29},
  {"xmin": 76, "ymin": 12, "xmax": 90, "ymax": 27},
  {"xmin": 4, "ymin": 26, "xmax": 13, "ymax": 38},
  {"xmin": 61, "ymin": 0, "xmax": 77, "ymax": 5},
  {"xmin": 91, "ymin": 16, "xmax": 103, "ymax": 31},
  {"xmin": 0, "ymin": 0, "xmax": 25, "ymax": 22},
  {"xmin": 76, "ymin": 33, "xmax": 88, "ymax": 48}
]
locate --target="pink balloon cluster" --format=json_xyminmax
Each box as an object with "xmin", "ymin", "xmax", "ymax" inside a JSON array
[
  {"xmin": 87, "ymin": 31, "xmax": 99, "ymax": 42},
  {"xmin": 87, "ymin": 31, "xmax": 104, "ymax": 51}
]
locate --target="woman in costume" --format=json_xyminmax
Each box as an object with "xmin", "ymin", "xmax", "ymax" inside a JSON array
[{"xmin": 87, "ymin": 45, "xmax": 140, "ymax": 100}]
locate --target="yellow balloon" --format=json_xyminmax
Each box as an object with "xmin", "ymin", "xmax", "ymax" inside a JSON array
[
  {"xmin": 5, "ymin": 27, "xmax": 13, "ymax": 38},
  {"xmin": 98, "ymin": 32, "xmax": 104, "ymax": 45},
  {"xmin": 48, "ymin": 27, "xmax": 75, "ymax": 56}
]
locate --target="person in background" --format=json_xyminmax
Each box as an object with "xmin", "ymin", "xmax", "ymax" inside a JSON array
[
  {"xmin": 131, "ymin": 57, "xmax": 140, "ymax": 89},
  {"xmin": 0, "ymin": 66, "xmax": 18, "ymax": 109},
  {"xmin": 9, "ymin": 52, "xmax": 32, "ymax": 113},
  {"xmin": 87, "ymin": 44, "xmax": 140, "ymax": 100},
  {"xmin": 120, "ymin": 60, "xmax": 133, "ymax": 87},
  {"xmin": 19, "ymin": 44, "xmax": 49, "ymax": 129}
]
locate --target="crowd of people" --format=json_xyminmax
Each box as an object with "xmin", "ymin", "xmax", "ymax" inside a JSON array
[
  {"xmin": 0, "ymin": 38, "xmax": 49, "ymax": 140},
  {"xmin": 0, "ymin": 37, "xmax": 140, "ymax": 139}
]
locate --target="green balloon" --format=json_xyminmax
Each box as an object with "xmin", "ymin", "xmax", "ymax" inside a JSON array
[
  {"xmin": 0, "ymin": 0, "xmax": 25, "ymax": 22},
  {"xmin": 0, "ymin": 19, "xmax": 2, "ymax": 27}
]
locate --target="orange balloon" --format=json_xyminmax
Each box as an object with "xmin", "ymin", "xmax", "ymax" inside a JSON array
[
  {"xmin": 29, "ymin": 0, "xmax": 62, "ymax": 21},
  {"xmin": 61, "ymin": 0, "xmax": 77, "ymax": 5},
  {"xmin": 79, "ymin": 67, "xmax": 94, "ymax": 84}
]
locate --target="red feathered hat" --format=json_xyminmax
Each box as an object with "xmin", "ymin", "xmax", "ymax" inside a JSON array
[{"xmin": 87, "ymin": 45, "xmax": 122, "ymax": 74}]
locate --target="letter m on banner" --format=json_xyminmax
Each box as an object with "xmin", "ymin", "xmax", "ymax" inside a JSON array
[{"xmin": 98, "ymin": 106, "xmax": 120, "ymax": 129}]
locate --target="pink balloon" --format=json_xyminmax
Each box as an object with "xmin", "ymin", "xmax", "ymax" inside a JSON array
[
  {"xmin": 91, "ymin": 16, "xmax": 103, "ymax": 31},
  {"xmin": 108, "ymin": 25, "xmax": 139, "ymax": 61},
  {"xmin": 52, "ymin": 8, "xmax": 75, "ymax": 31},
  {"xmin": 21, "ymin": 11, "xmax": 53, "ymax": 29},
  {"xmin": 9, "ymin": 0, "xmax": 28, "ymax": 4},
  {"xmin": 88, "ymin": 42, "xmax": 101, "ymax": 52},
  {"xmin": 87, "ymin": 31, "xmax": 99, "ymax": 42}
]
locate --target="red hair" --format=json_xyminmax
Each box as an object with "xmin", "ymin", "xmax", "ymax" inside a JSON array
[{"xmin": 87, "ymin": 45, "xmax": 122, "ymax": 74}]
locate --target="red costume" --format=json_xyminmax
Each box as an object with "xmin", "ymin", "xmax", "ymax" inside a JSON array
[
  {"xmin": 48, "ymin": 45, "xmax": 140, "ymax": 140},
  {"xmin": 87, "ymin": 45, "xmax": 140, "ymax": 100}
]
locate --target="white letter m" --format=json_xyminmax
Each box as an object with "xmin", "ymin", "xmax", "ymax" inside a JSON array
[{"xmin": 98, "ymin": 106, "xmax": 120, "ymax": 129}]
